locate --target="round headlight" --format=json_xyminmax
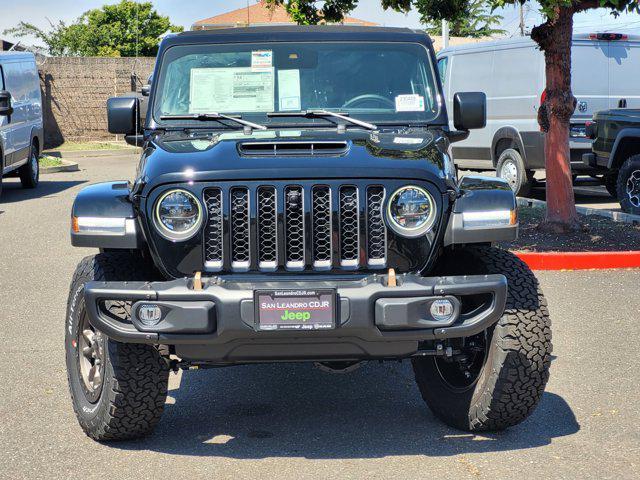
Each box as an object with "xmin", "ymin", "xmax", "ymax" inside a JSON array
[
  {"xmin": 386, "ymin": 186, "xmax": 436, "ymax": 237},
  {"xmin": 154, "ymin": 189, "xmax": 203, "ymax": 241}
]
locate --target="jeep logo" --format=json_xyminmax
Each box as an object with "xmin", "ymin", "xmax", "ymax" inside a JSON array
[
  {"xmin": 578, "ymin": 101, "xmax": 588, "ymax": 113},
  {"xmin": 280, "ymin": 310, "xmax": 311, "ymax": 321}
]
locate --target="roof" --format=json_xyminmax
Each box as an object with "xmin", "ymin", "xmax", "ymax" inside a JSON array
[
  {"xmin": 171, "ymin": 25, "xmax": 429, "ymax": 46},
  {"xmin": 0, "ymin": 51, "xmax": 35, "ymax": 60},
  {"xmin": 192, "ymin": 1, "xmax": 378, "ymax": 29},
  {"xmin": 439, "ymin": 32, "xmax": 640, "ymax": 55}
]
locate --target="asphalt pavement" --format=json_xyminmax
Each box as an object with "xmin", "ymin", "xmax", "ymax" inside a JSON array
[{"xmin": 1, "ymin": 154, "xmax": 639, "ymax": 480}]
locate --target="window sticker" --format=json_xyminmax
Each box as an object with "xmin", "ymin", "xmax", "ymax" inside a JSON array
[
  {"xmin": 278, "ymin": 69, "xmax": 301, "ymax": 111},
  {"xmin": 395, "ymin": 94, "xmax": 425, "ymax": 112},
  {"xmin": 189, "ymin": 67, "xmax": 274, "ymax": 113},
  {"xmin": 251, "ymin": 50, "xmax": 273, "ymax": 71}
]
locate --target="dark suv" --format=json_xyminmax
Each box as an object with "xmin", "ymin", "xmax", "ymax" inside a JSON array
[
  {"xmin": 583, "ymin": 108, "xmax": 640, "ymax": 214},
  {"xmin": 65, "ymin": 26, "xmax": 552, "ymax": 441}
]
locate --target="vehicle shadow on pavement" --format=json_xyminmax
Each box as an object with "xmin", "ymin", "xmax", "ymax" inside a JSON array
[
  {"xmin": 113, "ymin": 361, "xmax": 579, "ymax": 458},
  {"xmin": 0, "ymin": 179, "xmax": 85, "ymax": 204}
]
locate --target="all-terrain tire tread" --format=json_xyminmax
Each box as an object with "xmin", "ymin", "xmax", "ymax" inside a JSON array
[
  {"xmin": 413, "ymin": 246, "xmax": 552, "ymax": 431},
  {"xmin": 66, "ymin": 253, "xmax": 169, "ymax": 441}
]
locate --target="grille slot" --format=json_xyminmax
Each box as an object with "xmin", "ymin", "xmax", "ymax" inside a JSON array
[
  {"xmin": 339, "ymin": 186, "xmax": 360, "ymax": 267},
  {"xmin": 367, "ymin": 186, "xmax": 387, "ymax": 266},
  {"xmin": 312, "ymin": 186, "xmax": 332, "ymax": 269},
  {"xmin": 284, "ymin": 186, "xmax": 305, "ymax": 270},
  {"xmin": 203, "ymin": 183, "xmax": 389, "ymax": 273},
  {"xmin": 257, "ymin": 186, "xmax": 278, "ymax": 270},
  {"xmin": 230, "ymin": 187, "xmax": 250, "ymax": 270},
  {"xmin": 203, "ymin": 188, "xmax": 223, "ymax": 270}
]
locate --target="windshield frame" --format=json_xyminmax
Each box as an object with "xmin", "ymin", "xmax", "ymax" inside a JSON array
[{"xmin": 149, "ymin": 40, "xmax": 444, "ymax": 130}]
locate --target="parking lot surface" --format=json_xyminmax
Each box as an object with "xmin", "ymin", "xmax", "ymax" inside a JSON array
[{"xmin": 1, "ymin": 155, "xmax": 639, "ymax": 480}]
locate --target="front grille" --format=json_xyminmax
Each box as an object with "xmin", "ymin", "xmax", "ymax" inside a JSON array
[{"xmin": 203, "ymin": 183, "xmax": 388, "ymax": 273}]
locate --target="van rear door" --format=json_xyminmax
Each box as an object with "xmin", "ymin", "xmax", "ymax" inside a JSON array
[
  {"xmin": 571, "ymin": 40, "xmax": 610, "ymax": 122},
  {"xmin": 608, "ymin": 38, "xmax": 640, "ymax": 109}
]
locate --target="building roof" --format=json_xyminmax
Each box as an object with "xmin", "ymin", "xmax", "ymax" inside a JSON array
[{"xmin": 192, "ymin": 1, "xmax": 378, "ymax": 30}]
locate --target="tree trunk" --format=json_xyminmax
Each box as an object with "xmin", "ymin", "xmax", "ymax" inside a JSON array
[{"xmin": 531, "ymin": 8, "xmax": 581, "ymax": 232}]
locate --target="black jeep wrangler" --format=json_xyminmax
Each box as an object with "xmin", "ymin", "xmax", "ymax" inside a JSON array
[
  {"xmin": 583, "ymin": 108, "xmax": 640, "ymax": 214},
  {"xmin": 65, "ymin": 26, "xmax": 551, "ymax": 441}
]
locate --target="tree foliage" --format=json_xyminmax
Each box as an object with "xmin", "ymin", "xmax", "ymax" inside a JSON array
[
  {"xmin": 3, "ymin": 0, "xmax": 182, "ymax": 57},
  {"xmin": 423, "ymin": 0, "xmax": 505, "ymax": 37}
]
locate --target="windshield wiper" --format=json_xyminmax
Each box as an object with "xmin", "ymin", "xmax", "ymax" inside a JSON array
[
  {"xmin": 160, "ymin": 113, "xmax": 267, "ymax": 131},
  {"xmin": 267, "ymin": 110, "xmax": 377, "ymax": 131}
]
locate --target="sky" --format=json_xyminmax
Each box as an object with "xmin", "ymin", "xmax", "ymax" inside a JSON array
[{"xmin": 1, "ymin": 0, "xmax": 639, "ymax": 49}]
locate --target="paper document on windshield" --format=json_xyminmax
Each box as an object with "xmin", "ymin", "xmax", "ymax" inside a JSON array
[
  {"xmin": 278, "ymin": 69, "xmax": 301, "ymax": 111},
  {"xmin": 395, "ymin": 94, "xmax": 425, "ymax": 112},
  {"xmin": 189, "ymin": 67, "xmax": 274, "ymax": 113}
]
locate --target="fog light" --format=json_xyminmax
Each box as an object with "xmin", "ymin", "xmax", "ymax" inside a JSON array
[
  {"xmin": 430, "ymin": 299, "xmax": 454, "ymax": 322},
  {"xmin": 137, "ymin": 304, "xmax": 163, "ymax": 326}
]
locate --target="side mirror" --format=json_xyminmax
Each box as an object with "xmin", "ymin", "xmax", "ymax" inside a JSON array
[
  {"xmin": 141, "ymin": 84, "xmax": 151, "ymax": 97},
  {"xmin": 453, "ymin": 92, "xmax": 486, "ymax": 131},
  {"xmin": 0, "ymin": 90, "xmax": 13, "ymax": 117},
  {"xmin": 107, "ymin": 96, "xmax": 141, "ymax": 135}
]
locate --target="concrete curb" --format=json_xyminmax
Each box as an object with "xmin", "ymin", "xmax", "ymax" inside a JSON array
[
  {"xmin": 515, "ymin": 197, "xmax": 640, "ymax": 269},
  {"xmin": 43, "ymin": 148, "xmax": 141, "ymax": 159},
  {"xmin": 517, "ymin": 197, "xmax": 640, "ymax": 225},
  {"xmin": 40, "ymin": 160, "xmax": 80, "ymax": 174},
  {"xmin": 515, "ymin": 251, "xmax": 640, "ymax": 271}
]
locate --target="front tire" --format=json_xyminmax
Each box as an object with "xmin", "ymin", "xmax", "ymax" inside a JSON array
[
  {"xmin": 412, "ymin": 247, "xmax": 552, "ymax": 431},
  {"xmin": 496, "ymin": 148, "xmax": 534, "ymax": 197},
  {"xmin": 617, "ymin": 154, "xmax": 640, "ymax": 215},
  {"xmin": 19, "ymin": 142, "xmax": 39, "ymax": 188},
  {"xmin": 65, "ymin": 253, "xmax": 169, "ymax": 441}
]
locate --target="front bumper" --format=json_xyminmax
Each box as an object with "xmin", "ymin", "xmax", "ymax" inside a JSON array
[{"xmin": 84, "ymin": 273, "xmax": 507, "ymax": 363}]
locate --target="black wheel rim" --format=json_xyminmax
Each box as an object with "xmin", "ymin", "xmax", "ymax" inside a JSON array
[
  {"xmin": 77, "ymin": 311, "xmax": 105, "ymax": 403},
  {"xmin": 433, "ymin": 330, "xmax": 489, "ymax": 392}
]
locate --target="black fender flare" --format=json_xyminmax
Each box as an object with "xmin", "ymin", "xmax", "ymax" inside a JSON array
[
  {"xmin": 491, "ymin": 127, "xmax": 526, "ymax": 166},
  {"xmin": 71, "ymin": 181, "xmax": 144, "ymax": 249},
  {"xmin": 608, "ymin": 128, "xmax": 640, "ymax": 169}
]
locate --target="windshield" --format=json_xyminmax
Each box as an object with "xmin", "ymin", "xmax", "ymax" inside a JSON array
[{"xmin": 153, "ymin": 41, "xmax": 440, "ymax": 127}]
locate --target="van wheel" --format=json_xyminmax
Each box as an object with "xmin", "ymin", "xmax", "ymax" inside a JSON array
[
  {"xmin": 496, "ymin": 149, "xmax": 533, "ymax": 196},
  {"xmin": 617, "ymin": 154, "xmax": 640, "ymax": 215},
  {"xmin": 19, "ymin": 143, "xmax": 39, "ymax": 188}
]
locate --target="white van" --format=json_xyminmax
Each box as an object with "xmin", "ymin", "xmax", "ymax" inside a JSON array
[
  {"xmin": 437, "ymin": 33, "xmax": 640, "ymax": 194},
  {"xmin": 0, "ymin": 52, "xmax": 43, "ymax": 196}
]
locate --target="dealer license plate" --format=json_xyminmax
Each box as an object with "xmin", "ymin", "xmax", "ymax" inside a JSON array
[{"xmin": 254, "ymin": 289, "xmax": 336, "ymax": 331}]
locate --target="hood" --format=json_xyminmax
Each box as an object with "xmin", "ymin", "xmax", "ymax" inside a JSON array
[{"xmin": 137, "ymin": 127, "xmax": 448, "ymax": 197}]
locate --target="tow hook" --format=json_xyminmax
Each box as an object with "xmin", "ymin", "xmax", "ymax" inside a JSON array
[
  {"xmin": 387, "ymin": 268, "xmax": 397, "ymax": 287},
  {"xmin": 193, "ymin": 271, "xmax": 202, "ymax": 291}
]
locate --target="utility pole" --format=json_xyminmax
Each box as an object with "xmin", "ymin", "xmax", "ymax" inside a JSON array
[
  {"xmin": 442, "ymin": 20, "xmax": 449, "ymax": 48},
  {"xmin": 519, "ymin": 3, "xmax": 525, "ymax": 36}
]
